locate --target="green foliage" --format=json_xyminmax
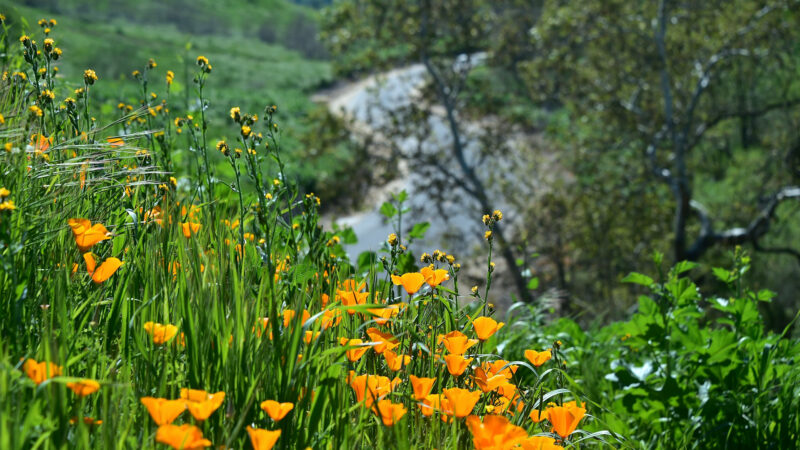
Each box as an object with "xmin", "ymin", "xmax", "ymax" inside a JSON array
[
  {"xmin": 501, "ymin": 251, "xmax": 800, "ymax": 449},
  {"xmin": 0, "ymin": 13, "xmax": 606, "ymax": 449}
]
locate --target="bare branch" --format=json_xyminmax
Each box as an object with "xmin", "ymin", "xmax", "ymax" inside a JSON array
[{"xmin": 686, "ymin": 186, "xmax": 800, "ymax": 260}]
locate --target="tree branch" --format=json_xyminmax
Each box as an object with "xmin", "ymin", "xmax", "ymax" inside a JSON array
[{"xmin": 686, "ymin": 186, "xmax": 800, "ymax": 260}]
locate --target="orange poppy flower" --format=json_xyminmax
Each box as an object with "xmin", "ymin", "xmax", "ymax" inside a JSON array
[
  {"xmin": 472, "ymin": 367, "xmax": 508, "ymax": 393},
  {"xmin": 68, "ymin": 218, "xmax": 111, "ymax": 252},
  {"xmin": 140, "ymin": 397, "xmax": 186, "ymax": 425},
  {"xmin": 22, "ymin": 359, "xmax": 62, "ymax": 385},
  {"xmin": 440, "ymin": 331, "xmax": 478, "ymax": 355},
  {"xmin": 180, "ymin": 389, "xmax": 225, "ymax": 421},
  {"xmin": 304, "ymin": 330, "xmax": 321, "ymax": 344},
  {"xmin": 545, "ymin": 401, "xmax": 586, "ymax": 439},
  {"xmin": 368, "ymin": 303, "xmax": 403, "ymax": 325},
  {"xmin": 524, "ymin": 349, "xmax": 552, "ymax": 367},
  {"xmin": 418, "ymin": 393, "xmax": 441, "ymax": 417},
  {"xmin": 337, "ymin": 289, "xmax": 370, "ymax": 315},
  {"xmin": 319, "ymin": 308, "xmax": 342, "ymax": 329},
  {"xmin": 519, "ymin": 436, "xmax": 562, "ymax": 450},
  {"xmin": 79, "ymin": 163, "xmax": 88, "ymax": 190},
  {"xmin": 529, "ymin": 409, "xmax": 545, "ymax": 423},
  {"xmin": 66, "ymin": 379, "xmax": 100, "ymax": 397},
  {"xmin": 444, "ymin": 354, "xmax": 473, "ymax": 376},
  {"xmin": 87, "ymin": 255, "xmax": 122, "ymax": 284},
  {"xmin": 472, "ymin": 317, "xmax": 504, "ymax": 341},
  {"xmin": 391, "ymin": 272, "xmax": 426, "ymax": 295},
  {"xmin": 366, "ymin": 327, "xmax": 399, "ymax": 354},
  {"xmin": 481, "ymin": 360, "xmax": 518, "ymax": 379},
  {"xmin": 420, "ymin": 265, "xmax": 450, "ymax": 287},
  {"xmin": 155, "ymin": 424, "xmax": 211, "ymax": 449},
  {"xmin": 107, "ymin": 137, "xmax": 124, "ymax": 147},
  {"xmin": 339, "ymin": 279, "xmax": 366, "ymax": 292},
  {"xmin": 281, "ymin": 309, "xmax": 310, "ymax": 327},
  {"xmin": 247, "ymin": 426, "xmax": 281, "ymax": 450},
  {"xmin": 443, "ymin": 387, "xmax": 481, "ymax": 418},
  {"xmin": 339, "ymin": 338, "xmax": 370, "ymax": 362},
  {"xmin": 409, "ymin": 375, "xmax": 436, "ymax": 400},
  {"xmin": 383, "ymin": 350, "xmax": 411, "ymax": 372},
  {"xmin": 349, "ymin": 372, "xmax": 401, "ymax": 407},
  {"xmin": 496, "ymin": 381, "xmax": 518, "ymax": 400},
  {"xmin": 372, "ymin": 399, "xmax": 407, "ymax": 426},
  {"xmin": 69, "ymin": 416, "xmax": 103, "ymax": 426},
  {"xmin": 466, "ymin": 414, "xmax": 528, "ymax": 450},
  {"xmin": 144, "ymin": 321, "xmax": 179, "ymax": 345},
  {"xmin": 260, "ymin": 400, "xmax": 294, "ymax": 421},
  {"xmin": 181, "ymin": 222, "xmax": 201, "ymax": 238}
]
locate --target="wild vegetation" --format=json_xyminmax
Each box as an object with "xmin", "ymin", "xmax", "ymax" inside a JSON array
[{"xmin": 1, "ymin": 1, "xmax": 800, "ymax": 449}]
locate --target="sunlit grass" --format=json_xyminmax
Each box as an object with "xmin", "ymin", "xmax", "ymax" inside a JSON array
[{"xmin": 0, "ymin": 13, "xmax": 603, "ymax": 450}]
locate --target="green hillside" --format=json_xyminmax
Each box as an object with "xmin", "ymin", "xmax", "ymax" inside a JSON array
[{"xmin": 1, "ymin": 0, "xmax": 333, "ymax": 186}]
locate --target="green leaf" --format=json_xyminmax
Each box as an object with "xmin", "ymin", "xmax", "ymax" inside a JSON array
[
  {"xmin": 339, "ymin": 227, "xmax": 358, "ymax": 245},
  {"xmin": 408, "ymin": 222, "xmax": 430, "ymax": 239},
  {"xmin": 672, "ymin": 260, "xmax": 699, "ymax": 275},
  {"xmin": 527, "ymin": 277, "xmax": 539, "ymax": 290},
  {"xmin": 712, "ymin": 267, "xmax": 731, "ymax": 283},
  {"xmin": 394, "ymin": 190, "xmax": 408, "ymax": 203},
  {"xmin": 622, "ymin": 272, "xmax": 654, "ymax": 287},
  {"xmin": 379, "ymin": 202, "xmax": 397, "ymax": 218},
  {"xmin": 356, "ymin": 251, "xmax": 377, "ymax": 273}
]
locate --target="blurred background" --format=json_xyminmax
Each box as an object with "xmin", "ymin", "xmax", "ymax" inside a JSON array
[{"xmin": 4, "ymin": 0, "xmax": 800, "ymax": 332}]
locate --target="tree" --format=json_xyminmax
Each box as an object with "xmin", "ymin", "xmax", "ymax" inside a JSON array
[
  {"xmin": 322, "ymin": 0, "xmax": 535, "ymax": 303},
  {"xmin": 517, "ymin": 0, "xmax": 800, "ymax": 264}
]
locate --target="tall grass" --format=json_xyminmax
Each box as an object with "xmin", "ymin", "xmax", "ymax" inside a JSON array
[{"xmin": 0, "ymin": 13, "xmax": 605, "ymax": 450}]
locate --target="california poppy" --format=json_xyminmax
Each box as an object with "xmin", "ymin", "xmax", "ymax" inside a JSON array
[
  {"xmin": 339, "ymin": 338, "xmax": 370, "ymax": 362},
  {"xmin": 68, "ymin": 218, "xmax": 111, "ymax": 252},
  {"xmin": 155, "ymin": 424, "xmax": 211, "ymax": 449},
  {"xmin": 545, "ymin": 401, "xmax": 586, "ymax": 439},
  {"xmin": 107, "ymin": 137, "xmax": 124, "ymax": 147},
  {"xmin": 140, "ymin": 397, "xmax": 186, "ymax": 425},
  {"xmin": 472, "ymin": 367, "xmax": 508, "ymax": 393},
  {"xmin": 181, "ymin": 222, "xmax": 201, "ymax": 238},
  {"xmin": 181, "ymin": 389, "xmax": 225, "ymax": 421},
  {"xmin": 420, "ymin": 265, "xmax": 449, "ymax": 287},
  {"xmin": 443, "ymin": 387, "xmax": 481, "ymax": 418},
  {"xmin": 466, "ymin": 414, "xmax": 528, "ymax": 450},
  {"xmin": 529, "ymin": 409, "xmax": 545, "ymax": 423},
  {"xmin": 418, "ymin": 393, "xmax": 441, "ymax": 417},
  {"xmin": 349, "ymin": 371, "xmax": 401, "ymax": 407},
  {"xmin": 472, "ymin": 317, "xmax": 504, "ymax": 341},
  {"xmin": 304, "ymin": 330, "xmax": 321, "ymax": 344},
  {"xmin": 391, "ymin": 272, "xmax": 426, "ymax": 295},
  {"xmin": 440, "ymin": 331, "xmax": 478, "ymax": 355},
  {"xmin": 481, "ymin": 359, "xmax": 518, "ymax": 379},
  {"xmin": 90, "ymin": 256, "xmax": 122, "ymax": 284},
  {"xmin": 368, "ymin": 303, "xmax": 403, "ymax": 325},
  {"xmin": 144, "ymin": 322, "xmax": 179, "ymax": 345},
  {"xmin": 409, "ymin": 375, "xmax": 436, "ymax": 400},
  {"xmin": 260, "ymin": 400, "xmax": 294, "ymax": 421},
  {"xmin": 373, "ymin": 399, "xmax": 407, "ymax": 426},
  {"xmin": 519, "ymin": 436, "xmax": 562, "ymax": 450},
  {"xmin": 366, "ymin": 327, "xmax": 399, "ymax": 354},
  {"xmin": 444, "ymin": 354, "xmax": 473, "ymax": 376},
  {"xmin": 524, "ymin": 349, "xmax": 552, "ymax": 367},
  {"xmin": 319, "ymin": 308, "xmax": 342, "ymax": 329},
  {"xmin": 338, "ymin": 289, "xmax": 370, "ymax": 315},
  {"xmin": 69, "ymin": 416, "xmax": 103, "ymax": 426},
  {"xmin": 22, "ymin": 359, "xmax": 62, "ymax": 385},
  {"xmin": 383, "ymin": 350, "xmax": 411, "ymax": 372},
  {"xmin": 247, "ymin": 426, "xmax": 281, "ymax": 450},
  {"xmin": 66, "ymin": 379, "xmax": 100, "ymax": 397}
]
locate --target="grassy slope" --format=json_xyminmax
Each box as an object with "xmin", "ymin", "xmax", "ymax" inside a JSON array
[{"xmin": 1, "ymin": 0, "xmax": 332, "ymax": 180}]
